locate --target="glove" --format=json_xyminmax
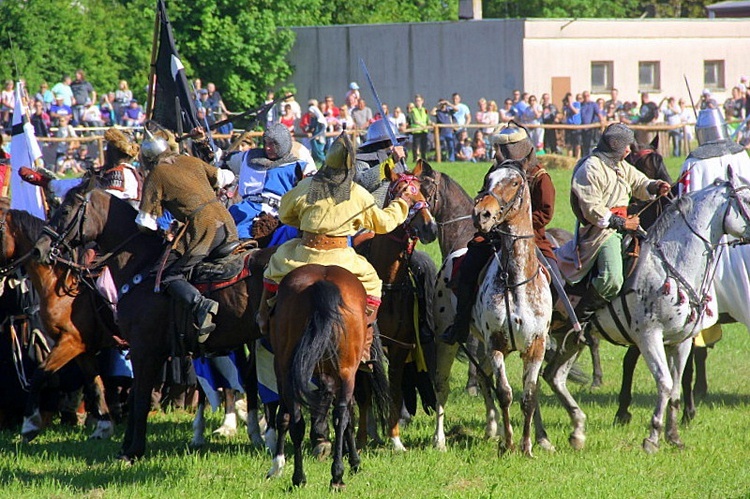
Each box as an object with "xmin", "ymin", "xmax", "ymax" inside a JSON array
[
  {"xmin": 608, "ymin": 215, "xmax": 627, "ymax": 232},
  {"xmin": 19, "ymin": 167, "xmax": 51, "ymax": 188}
]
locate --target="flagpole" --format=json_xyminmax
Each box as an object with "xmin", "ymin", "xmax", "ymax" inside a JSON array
[{"xmin": 145, "ymin": 1, "xmax": 161, "ymax": 121}]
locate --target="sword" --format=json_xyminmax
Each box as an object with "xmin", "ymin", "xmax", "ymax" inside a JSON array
[
  {"xmin": 536, "ymin": 247, "xmax": 581, "ymax": 333},
  {"xmin": 359, "ymin": 58, "xmax": 404, "ymax": 169}
]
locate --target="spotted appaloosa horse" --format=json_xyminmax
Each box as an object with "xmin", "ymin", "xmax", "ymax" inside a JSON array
[
  {"xmin": 433, "ymin": 160, "xmax": 552, "ymax": 456},
  {"xmin": 543, "ymin": 169, "xmax": 750, "ymax": 453}
]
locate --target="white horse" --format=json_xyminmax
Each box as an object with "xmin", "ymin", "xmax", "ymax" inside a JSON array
[
  {"xmin": 432, "ymin": 161, "xmax": 552, "ymax": 456},
  {"xmin": 544, "ymin": 169, "xmax": 750, "ymax": 453}
]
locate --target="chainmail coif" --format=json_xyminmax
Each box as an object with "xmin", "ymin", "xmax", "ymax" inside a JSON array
[
  {"xmin": 592, "ymin": 123, "xmax": 635, "ymax": 169},
  {"xmin": 306, "ymin": 132, "xmax": 356, "ymax": 205}
]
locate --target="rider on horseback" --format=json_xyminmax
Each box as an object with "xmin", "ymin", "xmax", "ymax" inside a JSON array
[
  {"xmin": 442, "ymin": 122, "xmax": 560, "ymax": 345},
  {"xmin": 258, "ymin": 132, "xmax": 419, "ymax": 365},
  {"xmin": 136, "ymin": 126, "xmax": 238, "ymax": 344},
  {"xmin": 561, "ymin": 123, "xmax": 670, "ymax": 328}
]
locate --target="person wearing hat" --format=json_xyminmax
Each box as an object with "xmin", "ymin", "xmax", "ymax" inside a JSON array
[
  {"xmin": 345, "ymin": 82, "xmax": 361, "ymax": 109},
  {"xmin": 355, "ymin": 118, "xmax": 408, "ymax": 207},
  {"xmin": 137, "ymin": 124, "xmax": 237, "ymax": 344},
  {"xmin": 558, "ymin": 123, "xmax": 669, "ymax": 331},
  {"xmin": 259, "ymin": 133, "xmax": 419, "ymax": 363},
  {"xmin": 49, "ymin": 93, "xmax": 73, "ymax": 127},
  {"xmin": 441, "ymin": 122, "xmax": 560, "ymax": 345},
  {"xmin": 225, "ymin": 123, "xmax": 310, "ymax": 245},
  {"xmin": 700, "ymin": 89, "xmax": 719, "ymax": 110}
]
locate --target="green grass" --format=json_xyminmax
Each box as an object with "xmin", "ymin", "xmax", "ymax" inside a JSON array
[{"xmin": 3, "ymin": 155, "xmax": 750, "ymax": 497}]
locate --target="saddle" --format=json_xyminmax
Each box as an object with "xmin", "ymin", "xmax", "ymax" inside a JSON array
[{"xmin": 191, "ymin": 241, "xmax": 258, "ymax": 293}]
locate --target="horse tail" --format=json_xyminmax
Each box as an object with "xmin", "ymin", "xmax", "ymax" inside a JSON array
[
  {"xmin": 291, "ymin": 280, "xmax": 345, "ymax": 406},
  {"xmin": 363, "ymin": 332, "xmax": 392, "ymax": 433}
]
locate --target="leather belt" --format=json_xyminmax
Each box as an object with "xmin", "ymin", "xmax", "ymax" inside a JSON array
[{"xmin": 301, "ymin": 231, "xmax": 348, "ymax": 249}]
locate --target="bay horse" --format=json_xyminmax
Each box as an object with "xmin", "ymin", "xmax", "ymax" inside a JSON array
[
  {"xmin": 366, "ymin": 164, "xmax": 438, "ymax": 451},
  {"xmin": 432, "ymin": 160, "xmax": 552, "ymax": 456},
  {"xmin": 543, "ymin": 169, "xmax": 750, "ymax": 453},
  {"xmin": 0, "ymin": 208, "xmax": 117, "ymax": 441},
  {"xmin": 33, "ymin": 181, "xmax": 269, "ymax": 463}
]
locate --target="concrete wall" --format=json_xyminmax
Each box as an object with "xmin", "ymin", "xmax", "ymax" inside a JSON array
[
  {"xmin": 288, "ymin": 20, "xmax": 524, "ymax": 112},
  {"xmin": 288, "ymin": 18, "xmax": 749, "ymax": 113}
]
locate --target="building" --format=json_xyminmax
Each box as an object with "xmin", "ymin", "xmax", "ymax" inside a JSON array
[{"xmin": 288, "ymin": 18, "xmax": 749, "ymax": 111}]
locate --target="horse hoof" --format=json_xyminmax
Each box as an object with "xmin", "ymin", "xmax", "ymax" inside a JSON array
[
  {"xmin": 329, "ymin": 481, "xmax": 345, "ymax": 492},
  {"xmin": 642, "ymin": 438, "xmax": 659, "ymax": 454},
  {"xmin": 21, "ymin": 431, "xmax": 39, "ymax": 444},
  {"xmin": 466, "ymin": 385, "xmax": 479, "ymax": 397},
  {"xmin": 667, "ymin": 436, "xmax": 685, "ymax": 450},
  {"xmin": 116, "ymin": 453, "xmax": 135, "ymax": 465},
  {"xmin": 590, "ymin": 378, "xmax": 603, "ymax": 389},
  {"xmin": 213, "ymin": 425, "xmax": 237, "ymax": 438},
  {"xmin": 613, "ymin": 411, "xmax": 632, "ymax": 426},
  {"xmin": 536, "ymin": 438, "xmax": 556, "ymax": 453},
  {"xmin": 312, "ymin": 441, "xmax": 332, "ymax": 461},
  {"xmin": 569, "ymin": 434, "xmax": 586, "ymax": 451},
  {"xmin": 292, "ymin": 474, "xmax": 307, "ymax": 487}
]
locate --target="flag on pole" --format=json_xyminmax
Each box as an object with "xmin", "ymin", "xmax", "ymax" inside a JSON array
[
  {"xmin": 152, "ymin": 0, "xmax": 200, "ymax": 133},
  {"xmin": 9, "ymin": 81, "xmax": 45, "ymax": 219}
]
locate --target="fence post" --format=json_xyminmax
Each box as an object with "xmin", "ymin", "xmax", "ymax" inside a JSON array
[{"xmin": 433, "ymin": 124, "xmax": 441, "ymax": 163}]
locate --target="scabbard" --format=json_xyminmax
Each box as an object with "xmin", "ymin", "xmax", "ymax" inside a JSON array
[{"xmin": 536, "ymin": 247, "xmax": 581, "ymax": 332}]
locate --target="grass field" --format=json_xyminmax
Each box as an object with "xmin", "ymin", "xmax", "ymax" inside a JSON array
[{"xmin": 2, "ymin": 155, "xmax": 750, "ymax": 498}]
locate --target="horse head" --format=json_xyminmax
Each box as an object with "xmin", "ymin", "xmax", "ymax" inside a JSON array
[
  {"xmin": 723, "ymin": 165, "xmax": 750, "ymax": 241},
  {"xmin": 473, "ymin": 160, "xmax": 529, "ymax": 234},
  {"xmin": 33, "ymin": 179, "xmax": 109, "ymax": 265},
  {"xmin": 627, "ymin": 135, "xmax": 672, "ymax": 184},
  {"xmin": 385, "ymin": 162, "xmax": 438, "ymax": 244}
]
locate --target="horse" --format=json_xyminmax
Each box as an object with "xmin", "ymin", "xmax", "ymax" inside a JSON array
[
  {"xmin": 365, "ymin": 164, "xmax": 438, "ymax": 451},
  {"xmin": 33, "ymin": 181, "xmax": 270, "ymax": 463},
  {"xmin": 431, "ymin": 161, "xmax": 552, "ymax": 456},
  {"xmin": 0, "ymin": 208, "xmax": 118, "ymax": 441},
  {"xmin": 542, "ymin": 169, "xmax": 750, "ymax": 453}
]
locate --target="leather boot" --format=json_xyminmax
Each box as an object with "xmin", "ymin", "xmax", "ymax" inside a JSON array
[
  {"xmin": 19, "ymin": 167, "xmax": 52, "ymax": 188},
  {"xmin": 360, "ymin": 301, "xmax": 380, "ymax": 370},
  {"xmin": 165, "ymin": 279, "xmax": 219, "ymax": 343},
  {"xmin": 573, "ymin": 286, "xmax": 608, "ymax": 344},
  {"xmin": 256, "ymin": 287, "xmax": 276, "ymax": 336}
]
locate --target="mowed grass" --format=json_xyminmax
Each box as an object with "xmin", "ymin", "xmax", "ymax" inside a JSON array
[{"xmin": 3, "ymin": 155, "xmax": 750, "ymax": 498}]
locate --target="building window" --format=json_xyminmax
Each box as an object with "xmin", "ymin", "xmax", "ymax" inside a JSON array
[
  {"xmin": 591, "ymin": 61, "xmax": 613, "ymax": 92},
  {"xmin": 639, "ymin": 61, "xmax": 661, "ymax": 91},
  {"xmin": 704, "ymin": 60, "xmax": 725, "ymax": 90}
]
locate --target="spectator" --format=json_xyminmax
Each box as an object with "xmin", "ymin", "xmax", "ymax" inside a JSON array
[
  {"xmin": 562, "ymin": 92, "xmax": 581, "ymax": 158},
  {"xmin": 604, "ymin": 102, "xmax": 619, "ymax": 123},
  {"xmin": 500, "ymin": 98, "xmax": 516, "ymax": 123},
  {"xmin": 351, "ymin": 98, "xmax": 373, "ymax": 133},
  {"xmin": 34, "ymin": 82, "xmax": 54, "ymax": 112},
  {"xmin": 455, "ymin": 130, "xmax": 473, "ymax": 162},
  {"xmin": 338, "ymin": 104, "xmax": 354, "ymax": 131},
  {"xmin": 724, "ymin": 86, "xmax": 744, "ymax": 121},
  {"xmin": 51, "ymin": 74, "xmax": 74, "ymax": 107},
  {"xmin": 514, "ymin": 92, "xmax": 530, "ymax": 116},
  {"xmin": 408, "ymin": 94, "xmax": 430, "ymax": 160},
  {"xmin": 324, "ymin": 95, "xmax": 340, "ymax": 119},
  {"xmin": 304, "ymin": 98, "xmax": 326, "ymax": 164},
  {"xmin": 521, "ymin": 94, "xmax": 543, "ymax": 149},
  {"xmin": 283, "ymin": 93, "xmax": 301, "ymax": 120},
  {"xmin": 122, "ymin": 99, "xmax": 144, "ymax": 126},
  {"xmin": 451, "ymin": 92, "xmax": 471, "ymax": 132},
  {"xmin": 54, "ymin": 114, "xmax": 80, "ymax": 173},
  {"xmin": 472, "ymin": 130, "xmax": 488, "ymax": 161},
  {"xmin": 49, "ymin": 93, "xmax": 73, "ymax": 127},
  {"xmin": 541, "ymin": 93, "xmax": 559, "ymax": 154},
  {"xmin": 605, "ymin": 88, "xmax": 623, "ymax": 112},
  {"xmin": 662, "ymin": 96, "xmax": 685, "ymax": 157},
  {"xmin": 114, "ymin": 80, "xmax": 133, "ymax": 123},
  {"xmin": 192, "ymin": 78, "xmax": 203, "ymax": 101},
  {"xmin": 0, "ymin": 80, "xmax": 14, "ymax": 129},
  {"xmin": 637, "ymin": 92, "xmax": 659, "ymax": 144},
  {"xmin": 485, "ymin": 100, "xmax": 500, "ymax": 134},
  {"xmin": 279, "ymin": 103, "xmax": 296, "ymax": 133},
  {"xmin": 475, "ymin": 98, "xmax": 489, "ymax": 130},
  {"xmin": 100, "ymin": 95, "xmax": 116, "ymax": 126},
  {"xmin": 264, "ymin": 90, "xmax": 277, "ymax": 129},
  {"xmin": 205, "ymin": 82, "xmax": 228, "ymax": 122},
  {"xmin": 30, "ymin": 99, "xmax": 51, "ymax": 138},
  {"xmin": 80, "ymin": 99, "xmax": 104, "ymax": 129},
  {"xmin": 390, "ymin": 106, "xmax": 407, "ymax": 134},
  {"xmin": 579, "ymin": 90, "xmax": 600, "ymax": 156},
  {"xmin": 71, "ymin": 69, "xmax": 96, "ymax": 125},
  {"xmin": 700, "ymin": 88, "xmax": 719, "ymax": 110},
  {"xmin": 432, "ymin": 98, "xmax": 456, "ymax": 162},
  {"xmin": 75, "ymin": 145, "xmax": 96, "ymax": 171},
  {"xmin": 345, "ymin": 82, "xmax": 360, "ymax": 110}
]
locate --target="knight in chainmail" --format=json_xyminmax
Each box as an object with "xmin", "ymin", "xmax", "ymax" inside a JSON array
[
  {"xmin": 557, "ymin": 123, "xmax": 669, "ymax": 331},
  {"xmin": 225, "ymin": 124, "xmax": 311, "ymax": 246},
  {"xmin": 355, "ymin": 119, "xmax": 408, "ymax": 207},
  {"xmin": 442, "ymin": 122, "xmax": 561, "ymax": 345}
]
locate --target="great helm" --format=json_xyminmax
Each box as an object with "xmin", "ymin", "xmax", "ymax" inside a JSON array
[
  {"xmin": 140, "ymin": 127, "xmax": 170, "ymax": 164},
  {"xmin": 695, "ymin": 108, "xmax": 729, "ymax": 145},
  {"xmin": 359, "ymin": 119, "xmax": 407, "ymax": 151}
]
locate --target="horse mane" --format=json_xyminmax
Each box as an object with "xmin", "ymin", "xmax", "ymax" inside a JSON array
[
  {"xmin": 646, "ymin": 194, "xmax": 694, "ymax": 243},
  {"xmin": 7, "ymin": 209, "xmax": 46, "ymax": 241}
]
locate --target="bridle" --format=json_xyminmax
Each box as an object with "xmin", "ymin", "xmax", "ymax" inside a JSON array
[
  {"xmin": 387, "ymin": 173, "xmax": 433, "ymax": 240},
  {"xmin": 419, "ymin": 171, "xmax": 472, "ymax": 227},
  {"xmin": 0, "ymin": 214, "xmax": 33, "ymax": 277},
  {"xmin": 42, "ymin": 192, "xmax": 91, "ymax": 265},
  {"xmin": 475, "ymin": 162, "xmax": 527, "ymax": 232}
]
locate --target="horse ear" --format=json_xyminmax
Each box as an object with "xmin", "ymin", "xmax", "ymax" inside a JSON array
[
  {"xmin": 728, "ymin": 164, "xmax": 735, "ymax": 183},
  {"xmin": 384, "ymin": 162, "xmax": 399, "ymax": 182},
  {"xmin": 415, "ymin": 158, "xmax": 434, "ymax": 177},
  {"xmin": 650, "ymin": 133, "xmax": 659, "ymax": 150}
]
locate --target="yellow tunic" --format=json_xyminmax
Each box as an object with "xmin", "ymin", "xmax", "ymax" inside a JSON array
[{"xmin": 264, "ymin": 177, "xmax": 409, "ymax": 298}]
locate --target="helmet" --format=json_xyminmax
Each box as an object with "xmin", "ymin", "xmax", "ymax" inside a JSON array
[
  {"xmin": 140, "ymin": 128, "xmax": 170, "ymax": 164},
  {"xmin": 695, "ymin": 108, "xmax": 729, "ymax": 145},
  {"xmin": 359, "ymin": 119, "xmax": 406, "ymax": 151}
]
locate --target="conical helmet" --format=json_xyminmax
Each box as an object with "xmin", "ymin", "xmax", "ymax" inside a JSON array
[
  {"xmin": 695, "ymin": 108, "xmax": 729, "ymax": 145},
  {"xmin": 359, "ymin": 119, "xmax": 406, "ymax": 151},
  {"xmin": 140, "ymin": 128, "xmax": 170, "ymax": 163}
]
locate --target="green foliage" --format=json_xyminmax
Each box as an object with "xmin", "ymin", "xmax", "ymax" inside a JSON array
[{"xmin": 320, "ymin": 0, "xmax": 458, "ymax": 25}]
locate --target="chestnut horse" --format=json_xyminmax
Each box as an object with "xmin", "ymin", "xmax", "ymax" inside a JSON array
[
  {"xmin": 33, "ymin": 182, "xmax": 269, "ymax": 463},
  {"xmin": 0, "ymin": 208, "xmax": 117, "ymax": 441}
]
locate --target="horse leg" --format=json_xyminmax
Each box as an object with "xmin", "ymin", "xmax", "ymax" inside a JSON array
[
  {"xmin": 118, "ymin": 352, "xmax": 164, "ymax": 463},
  {"xmin": 519, "ymin": 336, "xmax": 546, "ymax": 457},
  {"xmin": 474, "ymin": 343, "xmax": 499, "ymax": 441},
  {"xmin": 543, "ymin": 333, "xmax": 587, "ymax": 450},
  {"xmin": 266, "ymin": 400, "xmax": 289, "ymax": 479},
  {"xmin": 692, "ymin": 345, "xmax": 708, "ymax": 400},
  {"xmin": 330, "ymin": 400, "xmax": 349, "ymax": 491},
  {"xmin": 664, "ymin": 340, "xmax": 691, "ymax": 449},
  {"xmin": 465, "ymin": 334, "xmax": 479, "ymax": 396},
  {"xmin": 243, "ymin": 347, "xmax": 265, "ymax": 446},
  {"xmin": 354, "ymin": 371, "xmax": 372, "ymax": 449},
  {"xmin": 344, "ymin": 405, "xmax": 361, "ymax": 474},
  {"xmin": 191, "ymin": 389, "xmax": 207, "ymax": 447},
  {"xmin": 682, "ymin": 345, "xmax": 696, "ymax": 424},
  {"xmin": 533, "ymin": 398, "xmax": 556, "ymax": 452},
  {"xmin": 214, "ymin": 389, "xmax": 238, "ymax": 438},
  {"xmin": 635, "ymin": 331, "xmax": 671, "ymax": 454},
  {"xmin": 489, "ymin": 350, "xmax": 514, "ymax": 455},
  {"xmin": 387, "ymin": 347, "xmax": 410, "ymax": 451},
  {"xmin": 310, "ymin": 380, "xmax": 333, "ymax": 460},
  {"xmin": 290, "ymin": 401, "xmax": 307, "ymax": 487},
  {"xmin": 614, "ymin": 346, "xmax": 641, "ymax": 425},
  {"xmin": 432, "ymin": 341, "xmax": 460, "ymax": 451},
  {"xmin": 588, "ymin": 336, "xmax": 603, "ymax": 388},
  {"xmin": 77, "ymin": 354, "xmax": 114, "ymax": 440}
]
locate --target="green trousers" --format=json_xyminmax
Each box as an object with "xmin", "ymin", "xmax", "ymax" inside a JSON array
[{"xmin": 591, "ymin": 232, "xmax": 624, "ymax": 301}]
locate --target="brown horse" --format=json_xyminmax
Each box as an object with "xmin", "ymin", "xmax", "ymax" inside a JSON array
[
  {"xmin": 0, "ymin": 208, "xmax": 117, "ymax": 441},
  {"xmin": 33, "ymin": 181, "xmax": 270, "ymax": 463},
  {"xmin": 266, "ymin": 264, "xmax": 377, "ymax": 490},
  {"xmin": 366, "ymin": 164, "xmax": 438, "ymax": 450}
]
